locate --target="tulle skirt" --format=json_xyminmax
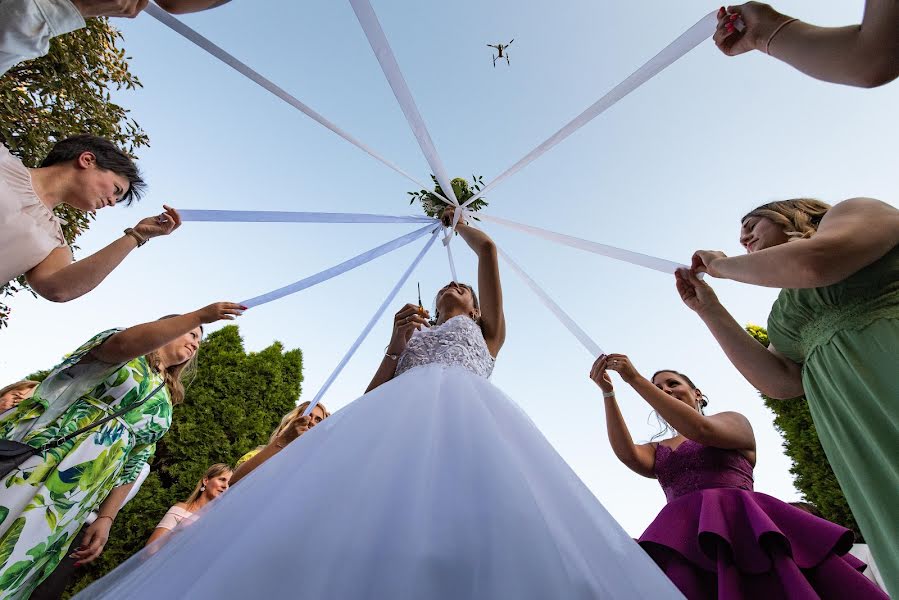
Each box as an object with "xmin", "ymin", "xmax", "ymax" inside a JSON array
[{"xmin": 78, "ymin": 364, "xmax": 683, "ymax": 599}]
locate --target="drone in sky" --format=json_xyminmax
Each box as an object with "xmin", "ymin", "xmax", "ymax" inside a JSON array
[{"xmin": 487, "ymin": 40, "xmax": 514, "ymax": 67}]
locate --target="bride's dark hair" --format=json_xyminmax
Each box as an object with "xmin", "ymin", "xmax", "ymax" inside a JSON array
[{"xmin": 430, "ymin": 282, "xmax": 481, "ymax": 328}]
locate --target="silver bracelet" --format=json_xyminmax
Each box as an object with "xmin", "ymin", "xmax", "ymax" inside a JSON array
[
  {"xmin": 385, "ymin": 352, "xmax": 399, "ymax": 361},
  {"xmin": 602, "ymin": 391, "xmax": 615, "ymax": 399}
]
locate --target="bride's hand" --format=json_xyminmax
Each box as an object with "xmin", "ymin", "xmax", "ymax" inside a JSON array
[
  {"xmin": 387, "ymin": 303, "xmax": 430, "ymax": 354},
  {"xmin": 440, "ymin": 206, "xmax": 468, "ymax": 228},
  {"xmin": 440, "ymin": 206, "xmax": 497, "ymax": 257},
  {"xmin": 589, "ymin": 355, "xmax": 614, "ymax": 394}
]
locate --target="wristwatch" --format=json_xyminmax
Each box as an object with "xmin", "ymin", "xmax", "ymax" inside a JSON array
[{"xmin": 124, "ymin": 227, "xmax": 147, "ymax": 247}]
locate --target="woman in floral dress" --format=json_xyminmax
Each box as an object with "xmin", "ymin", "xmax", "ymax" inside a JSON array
[{"xmin": 0, "ymin": 301, "xmax": 244, "ymax": 598}]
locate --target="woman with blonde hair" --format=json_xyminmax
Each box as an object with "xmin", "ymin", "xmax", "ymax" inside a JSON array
[
  {"xmin": 230, "ymin": 400, "xmax": 330, "ymax": 485},
  {"xmin": 146, "ymin": 463, "xmax": 232, "ymax": 546},
  {"xmin": 0, "ymin": 300, "xmax": 245, "ymax": 597},
  {"xmin": 0, "ymin": 380, "xmax": 39, "ymax": 413},
  {"xmin": 679, "ymin": 196, "xmax": 899, "ymax": 595}
]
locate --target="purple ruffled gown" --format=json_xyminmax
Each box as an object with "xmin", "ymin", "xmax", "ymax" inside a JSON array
[{"xmin": 638, "ymin": 439, "xmax": 888, "ymax": 599}]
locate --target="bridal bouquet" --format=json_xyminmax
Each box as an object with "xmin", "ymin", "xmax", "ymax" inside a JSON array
[{"xmin": 408, "ymin": 175, "xmax": 488, "ymax": 220}]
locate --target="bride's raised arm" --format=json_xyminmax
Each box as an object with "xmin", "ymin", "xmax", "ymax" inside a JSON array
[{"xmin": 442, "ymin": 208, "xmax": 506, "ymax": 356}]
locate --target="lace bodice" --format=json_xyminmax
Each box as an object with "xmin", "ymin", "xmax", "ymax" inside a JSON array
[
  {"xmin": 395, "ymin": 315, "xmax": 495, "ymax": 379},
  {"xmin": 653, "ymin": 439, "xmax": 754, "ymax": 502}
]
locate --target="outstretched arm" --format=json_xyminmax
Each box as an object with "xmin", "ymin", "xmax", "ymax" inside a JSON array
[
  {"xmin": 590, "ymin": 356, "xmax": 657, "ymax": 478},
  {"xmin": 694, "ymin": 198, "xmax": 899, "ymax": 288},
  {"xmin": 443, "ymin": 208, "xmax": 506, "ymax": 355},
  {"xmin": 716, "ymin": 1, "xmax": 899, "ymax": 88},
  {"xmin": 89, "ymin": 302, "xmax": 245, "ymax": 365},
  {"xmin": 154, "ymin": 0, "xmax": 232, "ymax": 14},
  {"xmin": 27, "ymin": 239, "xmax": 132, "ymax": 302},
  {"xmin": 26, "ymin": 206, "xmax": 182, "ymax": 302},
  {"xmin": 675, "ymin": 270, "xmax": 804, "ymax": 399},
  {"xmin": 605, "ymin": 354, "xmax": 756, "ymax": 454},
  {"xmin": 231, "ymin": 416, "xmax": 313, "ymax": 485}
]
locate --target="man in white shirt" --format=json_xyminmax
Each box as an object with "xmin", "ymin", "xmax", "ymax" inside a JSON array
[{"xmin": 0, "ymin": 0, "xmax": 234, "ymax": 77}]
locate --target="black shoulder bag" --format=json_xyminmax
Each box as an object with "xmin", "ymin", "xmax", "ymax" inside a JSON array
[{"xmin": 0, "ymin": 381, "xmax": 166, "ymax": 478}]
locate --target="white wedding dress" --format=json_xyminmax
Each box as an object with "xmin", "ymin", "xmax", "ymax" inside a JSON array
[{"xmin": 78, "ymin": 316, "xmax": 683, "ymax": 599}]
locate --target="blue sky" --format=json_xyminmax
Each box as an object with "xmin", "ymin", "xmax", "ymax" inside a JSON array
[{"xmin": 2, "ymin": 0, "xmax": 897, "ymax": 535}]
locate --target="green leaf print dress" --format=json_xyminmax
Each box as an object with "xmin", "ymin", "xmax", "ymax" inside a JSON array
[
  {"xmin": 767, "ymin": 244, "xmax": 899, "ymax": 598},
  {"xmin": 0, "ymin": 330, "xmax": 172, "ymax": 599}
]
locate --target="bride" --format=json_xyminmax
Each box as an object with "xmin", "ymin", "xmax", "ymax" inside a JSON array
[{"xmin": 78, "ymin": 208, "xmax": 682, "ymax": 599}]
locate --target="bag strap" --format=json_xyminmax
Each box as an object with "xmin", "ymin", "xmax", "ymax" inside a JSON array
[{"xmin": 38, "ymin": 381, "xmax": 167, "ymax": 453}]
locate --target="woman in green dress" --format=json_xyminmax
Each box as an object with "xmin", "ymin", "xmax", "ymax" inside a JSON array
[
  {"xmin": 0, "ymin": 301, "xmax": 245, "ymax": 598},
  {"xmin": 675, "ymin": 197, "xmax": 899, "ymax": 597}
]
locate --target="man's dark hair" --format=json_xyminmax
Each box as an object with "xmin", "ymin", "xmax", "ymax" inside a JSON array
[{"xmin": 40, "ymin": 134, "xmax": 146, "ymax": 204}]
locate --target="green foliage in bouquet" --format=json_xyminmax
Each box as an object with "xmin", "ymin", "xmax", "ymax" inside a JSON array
[{"xmin": 408, "ymin": 175, "xmax": 489, "ymax": 219}]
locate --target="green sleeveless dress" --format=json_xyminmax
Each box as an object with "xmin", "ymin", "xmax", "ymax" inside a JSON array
[{"xmin": 767, "ymin": 244, "xmax": 899, "ymax": 597}]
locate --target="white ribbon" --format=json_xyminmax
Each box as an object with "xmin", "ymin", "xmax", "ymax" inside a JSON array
[
  {"xmin": 303, "ymin": 228, "xmax": 441, "ymax": 415},
  {"xmin": 497, "ymin": 245, "xmax": 603, "ymax": 357},
  {"xmin": 479, "ymin": 213, "xmax": 687, "ymax": 274},
  {"xmin": 462, "ymin": 11, "xmax": 717, "ymax": 209},
  {"xmin": 144, "ymin": 3, "xmax": 436, "ymax": 194},
  {"xmin": 179, "ymin": 209, "xmax": 436, "ymax": 225},
  {"xmin": 445, "ymin": 239, "xmax": 458, "ymax": 283},
  {"xmin": 349, "ymin": 0, "xmax": 457, "ymax": 207},
  {"xmin": 240, "ymin": 223, "xmax": 437, "ymax": 308}
]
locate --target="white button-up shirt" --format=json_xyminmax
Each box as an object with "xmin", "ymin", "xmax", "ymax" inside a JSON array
[{"xmin": 0, "ymin": 0, "xmax": 85, "ymax": 76}]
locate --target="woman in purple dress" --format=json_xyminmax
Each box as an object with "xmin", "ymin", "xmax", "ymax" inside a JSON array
[{"xmin": 589, "ymin": 353, "xmax": 886, "ymax": 599}]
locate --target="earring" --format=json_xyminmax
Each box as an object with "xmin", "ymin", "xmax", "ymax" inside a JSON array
[{"xmin": 200, "ymin": 484, "xmax": 206, "ymax": 492}]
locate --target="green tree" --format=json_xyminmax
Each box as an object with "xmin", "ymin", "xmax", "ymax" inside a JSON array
[
  {"xmin": 745, "ymin": 324, "xmax": 861, "ymax": 538},
  {"xmin": 64, "ymin": 325, "xmax": 303, "ymax": 596},
  {"xmin": 0, "ymin": 19, "xmax": 148, "ymax": 328}
]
